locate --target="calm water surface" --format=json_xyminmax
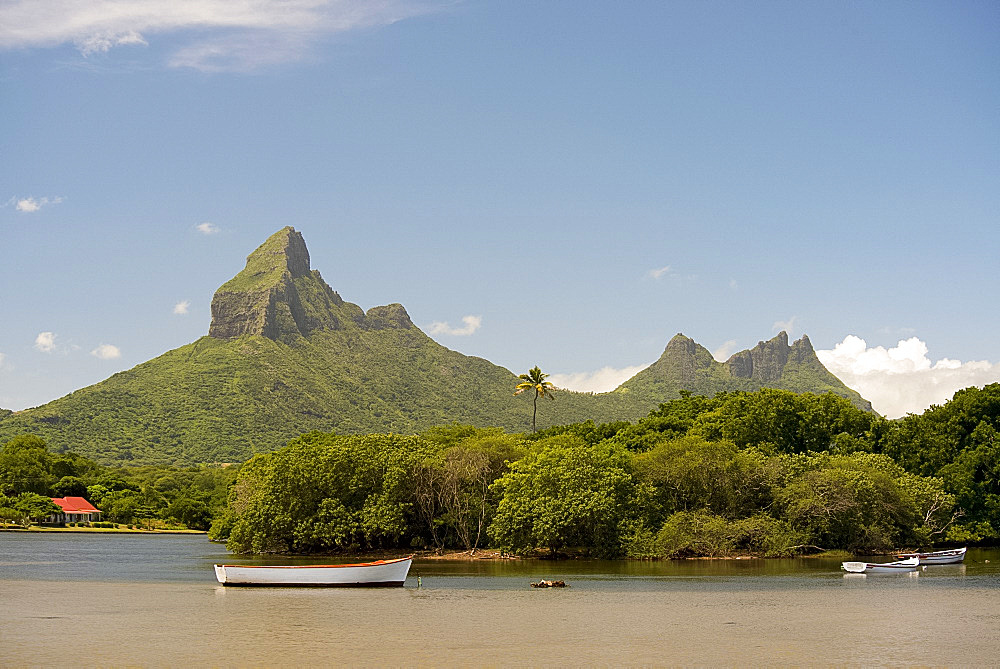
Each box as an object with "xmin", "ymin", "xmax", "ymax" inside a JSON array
[{"xmin": 2, "ymin": 533, "xmax": 998, "ymax": 665}]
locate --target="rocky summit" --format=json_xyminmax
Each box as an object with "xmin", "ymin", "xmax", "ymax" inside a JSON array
[
  {"xmin": 0, "ymin": 227, "xmax": 871, "ymax": 465},
  {"xmin": 209, "ymin": 227, "xmax": 418, "ymax": 342},
  {"xmin": 619, "ymin": 332, "xmax": 871, "ymax": 412}
]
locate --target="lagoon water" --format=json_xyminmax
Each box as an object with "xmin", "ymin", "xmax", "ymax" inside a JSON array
[{"xmin": 2, "ymin": 533, "xmax": 998, "ymax": 666}]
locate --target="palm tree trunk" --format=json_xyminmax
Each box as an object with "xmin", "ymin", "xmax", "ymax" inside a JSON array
[{"xmin": 532, "ymin": 389, "xmax": 538, "ymax": 432}]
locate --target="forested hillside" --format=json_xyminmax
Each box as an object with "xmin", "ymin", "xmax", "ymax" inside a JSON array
[{"xmin": 0, "ymin": 227, "xmax": 867, "ymax": 465}]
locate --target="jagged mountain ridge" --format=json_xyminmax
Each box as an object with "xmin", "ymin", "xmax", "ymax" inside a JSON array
[
  {"xmin": 0, "ymin": 227, "xmax": 870, "ymax": 464},
  {"xmin": 619, "ymin": 331, "xmax": 871, "ymax": 411},
  {"xmin": 208, "ymin": 227, "xmax": 416, "ymax": 341}
]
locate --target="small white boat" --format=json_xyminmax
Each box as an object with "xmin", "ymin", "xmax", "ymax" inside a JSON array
[
  {"xmin": 841, "ymin": 556, "xmax": 921, "ymax": 574},
  {"xmin": 896, "ymin": 547, "xmax": 966, "ymax": 565},
  {"xmin": 214, "ymin": 556, "xmax": 412, "ymax": 587}
]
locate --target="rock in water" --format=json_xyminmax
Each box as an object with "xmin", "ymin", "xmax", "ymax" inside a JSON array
[{"xmin": 530, "ymin": 580, "xmax": 568, "ymax": 588}]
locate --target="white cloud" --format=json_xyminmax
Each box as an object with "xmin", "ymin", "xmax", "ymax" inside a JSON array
[
  {"xmin": 712, "ymin": 340, "xmax": 738, "ymax": 362},
  {"xmin": 34, "ymin": 332, "xmax": 57, "ymax": 352},
  {"xmin": 173, "ymin": 300, "xmax": 191, "ymax": 314},
  {"xmin": 0, "ymin": 352, "xmax": 5, "ymax": 368},
  {"xmin": 14, "ymin": 196, "xmax": 63, "ymax": 213},
  {"xmin": 196, "ymin": 222, "xmax": 219, "ymax": 235},
  {"xmin": 648, "ymin": 265, "xmax": 672, "ymax": 280},
  {"xmin": 79, "ymin": 29, "xmax": 147, "ymax": 55},
  {"xmin": 773, "ymin": 316, "xmax": 798, "ymax": 335},
  {"xmin": 817, "ymin": 335, "xmax": 1000, "ymax": 419},
  {"xmin": 548, "ymin": 365, "xmax": 648, "ymax": 394},
  {"xmin": 427, "ymin": 315, "xmax": 482, "ymax": 337},
  {"xmin": 0, "ymin": 0, "xmax": 441, "ymax": 71},
  {"xmin": 90, "ymin": 344, "xmax": 122, "ymax": 360}
]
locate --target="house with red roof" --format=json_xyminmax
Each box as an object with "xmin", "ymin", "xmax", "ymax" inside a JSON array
[{"xmin": 48, "ymin": 497, "xmax": 102, "ymax": 525}]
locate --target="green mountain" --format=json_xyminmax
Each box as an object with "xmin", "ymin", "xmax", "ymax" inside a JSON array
[
  {"xmin": 620, "ymin": 332, "xmax": 871, "ymax": 410},
  {"xmin": 0, "ymin": 227, "xmax": 869, "ymax": 465}
]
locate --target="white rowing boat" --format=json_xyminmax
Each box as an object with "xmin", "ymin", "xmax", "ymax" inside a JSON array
[
  {"xmin": 841, "ymin": 556, "xmax": 921, "ymax": 574},
  {"xmin": 214, "ymin": 556, "xmax": 412, "ymax": 587},
  {"xmin": 895, "ymin": 547, "xmax": 966, "ymax": 565}
]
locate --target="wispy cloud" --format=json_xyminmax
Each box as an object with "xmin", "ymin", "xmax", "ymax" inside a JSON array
[
  {"xmin": 10, "ymin": 196, "xmax": 63, "ymax": 213},
  {"xmin": 0, "ymin": 0, "xmax": 444, "ymax": 72},
  {"xmin": 773, "ymin": 316, "xmax": 798, "ymax": 335},
  {"xmin": 90, "ymin": 344, "xmax": 121, "ymax": 360},
  {"xmin": 34, "ymin": 332, "xmax": 57, "ymax": 353},
  {"xmin": 196, "ymin": 222, "xmax": 219, "ymax": 235},
  {"xmin": 817, "ymin": 335, "xmax": 1000, "ymax": 419},
  {"xmin": 548, "ymin": 365, "xmax": 648, "ymax": 393},
  {"xmin": 0, "ymin": 352, "xmax": 6, "ymax": 368},
  {"xmin": 729, "ymin": 278, "xmax": 738, "ymax": 290},
  {"xmin": 712, "ymin": 340, "xmax": 738, "ymax": 362},
  {"xmin": 173, "ymin": 300, "xmax": 190, "ymax": 315},
  {"xmin": 647, "ymin": 265, "xmax": 672, "ymax": 280},
  {"xmin": 876, "ymin": 325, "xmax": 917, "ymax": 337},
  {"xmin": 427, "ymin": 315, "xmax": 482, "ymax": 337}
]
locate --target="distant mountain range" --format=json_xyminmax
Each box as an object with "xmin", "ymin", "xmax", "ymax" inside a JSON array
[{"xmin": 0, "ymin": 227, "xmax": 870, "ymax": 465}]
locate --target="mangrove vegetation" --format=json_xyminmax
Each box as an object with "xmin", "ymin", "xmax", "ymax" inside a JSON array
[{"xmin": 3, "ymin": 385, "xmax": 997, "ymax": 556}]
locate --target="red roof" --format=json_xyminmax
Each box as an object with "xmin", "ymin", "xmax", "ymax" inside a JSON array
[{"xmin": 51, "ymin": 496, "xmax": 101, "ymax": 513}]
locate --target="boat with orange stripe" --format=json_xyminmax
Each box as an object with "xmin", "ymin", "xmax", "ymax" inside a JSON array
[{"xmin": 214, "ymin": 556, "xmax": 413, "ymax": 587}]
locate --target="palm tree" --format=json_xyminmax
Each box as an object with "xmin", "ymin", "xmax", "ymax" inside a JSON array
[{"xmin": 514, "ymin": 366, "xmax": 556, "ymax": 432}]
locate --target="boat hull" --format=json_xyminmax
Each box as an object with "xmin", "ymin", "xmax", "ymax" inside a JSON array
[
  {"xmin": 841, "ymin": 556, "xmax": 921, "ymax": 574},
  {"xmin": 214, "ymin": 557, "xmax": 412, "ymax": 587},
  {"xmin": 896, "ymin": 547, "xmax": 966, "ymax": 565}
]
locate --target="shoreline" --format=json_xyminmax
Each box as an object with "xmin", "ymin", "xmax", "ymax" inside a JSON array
[
  {"xmin": 0, "ymin": 526, "xmax": 206, "ymax": 535},
  {"xmin": 5, "ymin": 532, "xmax": 983, "ymax": 560}
]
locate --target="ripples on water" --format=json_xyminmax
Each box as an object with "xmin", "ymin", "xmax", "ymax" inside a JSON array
[{"xmin": 1, "ymin": 533, "xmax": 998, "ymax": 665}]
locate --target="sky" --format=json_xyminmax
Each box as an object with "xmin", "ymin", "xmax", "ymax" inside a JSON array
[{"xmin": 1, "ymin": 1, "xmax": 998, "ymax": 419}]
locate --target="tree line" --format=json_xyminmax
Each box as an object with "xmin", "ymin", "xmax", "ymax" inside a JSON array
[
  {"xmin": 2, "ymin": 384, "xmax": 997, "ymax": 555},
  {"xmin": 209, "ymin": 385, "xmax": 999, "ymax": 556},
  {"xmin": 0, "ymin": 434, "xmax": 236, "ymax": 529}
]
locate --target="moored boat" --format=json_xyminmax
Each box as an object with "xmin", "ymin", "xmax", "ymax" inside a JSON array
[
  {"xmin": 214, "ymin": 556, "xmax": 412, "ymax": 587},
  {"xmin": 895, "ymin": 547, "xmax": 966, "ymax": 565},
  {"xmin": 841, "ymin": 556, "xmax": 921, "ymax": 574}
]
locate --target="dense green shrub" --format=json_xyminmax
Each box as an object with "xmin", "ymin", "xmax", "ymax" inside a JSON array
[{"xmin": 489, "ymin": 437, "xmax": 637, "ymax": 557}]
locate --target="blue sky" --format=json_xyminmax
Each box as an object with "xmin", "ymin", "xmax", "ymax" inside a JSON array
[{"xmin": 2, "ymin": 1, "xmax": 998, "ymax": 418}]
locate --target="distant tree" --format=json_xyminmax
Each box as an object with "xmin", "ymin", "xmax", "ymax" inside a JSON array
[
  {"xmin": 0, "ymin": 493, "xmax": 22, "ymax": 527},
  {"xmin": 53, "ymin": 476, "xmax": 89, "ymax": 498},
  {"xmin": 86, "ymin": 484, "xmax": 111, "ymax": 507},
  {"xmin": 0, "ymin": 504, "xmax": 19, "ymax": 527},
  {"xmin": 103, "ymin": 491, "xmax": 146, "ymax": 524},
  {"xmin": 694, "ymin": 389, "xmax": 879, "ymax": 455},
  {"xmin": 445, "ymin": 434, "xmax": 526, "ymax": 552},
  {"xmin": 166, "ymin": 497, "xmax": 212, "ymax": 531},
  {"xmin": 514, "ymin": 366, "xmax": 556, "ymax": 433},
  {"xmin": 12, "ymin": 492, "xmax": 61, "ymax": 525},
  {"xmin": 634, "ymin": 436, "xmax": 775, "ymax": 525},
  {"xmin": 0, "ymin": 435, "xmax": 54, "ymax": 496}
]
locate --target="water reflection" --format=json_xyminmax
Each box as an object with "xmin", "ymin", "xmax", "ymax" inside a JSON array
[
  {"xmin": 1, "ymin": 533, "xmax": 997, "ymax": 587},
  {"xmin": 2, "ymin": 534, "xmax": 998, "ymax": 666}
]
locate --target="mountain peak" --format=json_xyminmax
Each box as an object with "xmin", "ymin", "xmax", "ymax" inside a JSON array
[
  {"xmin": 209, "ymin": 227, "xmax": 339, "ymax": 341},
  {"xmin": 208, "ymin": 228, "xmax": 417, "ymax": 342},
  {"xmin": 725, "ymin": 331, "xmax": 789, "ymax": 383},
  {"xmin": 619, "ymin": 330, "xmax": 871, "ymax": 410},
  {"xmin": 221, "ymin": 227, "xmax": 310, "ymax": 294}
]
